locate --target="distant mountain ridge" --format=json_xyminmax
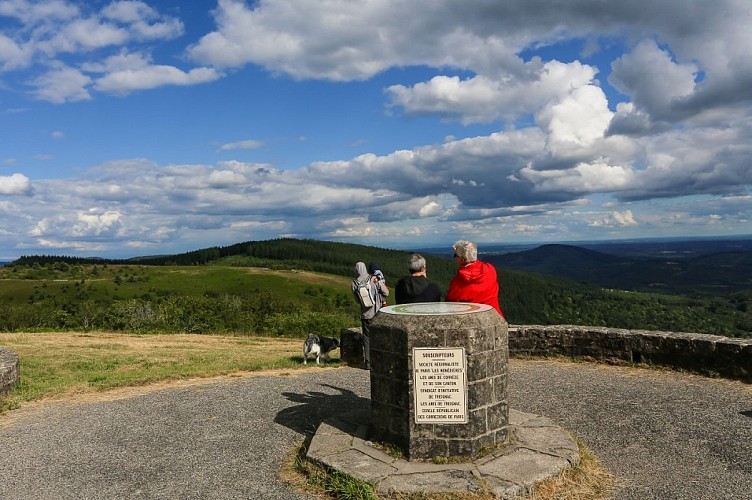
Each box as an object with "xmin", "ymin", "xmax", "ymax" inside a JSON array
[
  {"xmin": 488, "ymin": 244, "xmax": 752, "ymax": 294},
  {"xmin": 416, "ymin": 235, "xmax": 752, "ymax": 260}
]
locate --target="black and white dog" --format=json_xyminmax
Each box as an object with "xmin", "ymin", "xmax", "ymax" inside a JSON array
[{"xmin": 303, "ymin": 333, "xmax": 340, "ymax": 364}]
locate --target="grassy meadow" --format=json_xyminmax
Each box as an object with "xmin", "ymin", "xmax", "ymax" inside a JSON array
[
  {"xmin": 0, "ymin": 263, "xmax": 359, "ymax": 335},
  {"xmin": 0, "ymin": 263, "xmax": 352, "ymax": 304},
  {"xmin": 0, "ymin": 331, "xmax": 339, "ymax": 413},
  {"xmin": 0, "ymin": 262, "xmax": 358, "ymax": 412}
]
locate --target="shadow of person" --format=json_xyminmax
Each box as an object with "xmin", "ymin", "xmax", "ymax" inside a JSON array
[{"xmin": 274, "ymin": 383, "xmax": 370, "ymax": 437}]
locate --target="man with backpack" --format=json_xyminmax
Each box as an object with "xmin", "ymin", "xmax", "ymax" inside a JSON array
[{"xmin": 352, "ymin": 261, "xmax": 389, "ymax": 370}]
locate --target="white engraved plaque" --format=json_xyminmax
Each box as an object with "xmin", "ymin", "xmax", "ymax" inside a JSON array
[{"xmin": 413, "ymin": 347, "xmax": 468, "ymax": 424}]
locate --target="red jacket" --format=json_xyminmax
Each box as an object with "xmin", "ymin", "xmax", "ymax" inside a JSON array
[{"xmin": 446, "ymin": 260, "xmax": 504, "ymax": 319}]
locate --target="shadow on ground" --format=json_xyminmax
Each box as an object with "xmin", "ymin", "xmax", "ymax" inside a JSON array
[{"xmin": 275, "ymin": 382, "xmax": 371, "ymax": 436}]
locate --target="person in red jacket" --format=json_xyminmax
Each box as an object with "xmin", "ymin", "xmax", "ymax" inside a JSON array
[{"xmin": 446, "ymin": 240, "xmax": 505, "ymax": 319}]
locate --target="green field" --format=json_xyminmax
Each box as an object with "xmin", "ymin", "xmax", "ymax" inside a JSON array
[
  {"xmin": 0, "ymin": 263, "xmax": 359, "ymax": 336},
  {"xmin": 2, "ymin": 264, "xmax": 346, "ymax": 299},
  {"xmin": 1, "ymin": 238, "xmax": 750, "ymax": 337}
]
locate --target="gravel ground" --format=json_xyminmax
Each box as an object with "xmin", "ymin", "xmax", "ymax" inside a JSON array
[
  {"xmin": 1, "ymin": 361, "xmax": 750, "ymax": 500},
  {"xmin": 508, "ymin": 360, "xmax": 752, "ymax": 500}
]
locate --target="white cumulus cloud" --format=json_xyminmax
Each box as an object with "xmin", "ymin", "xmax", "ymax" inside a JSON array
[{"xmin": 0, "ymin": 173, "xmax": 34, "ymax": 196}]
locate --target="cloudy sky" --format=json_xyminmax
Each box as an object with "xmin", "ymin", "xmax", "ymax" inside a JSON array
[{"xmin": 1, "ymin": 0, "xmax": 751, "ymax": 259}]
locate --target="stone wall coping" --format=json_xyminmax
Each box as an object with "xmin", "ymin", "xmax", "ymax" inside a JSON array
[{"xmin": 511, "ymin": 324, "xmax": 749, "ymax": 344}]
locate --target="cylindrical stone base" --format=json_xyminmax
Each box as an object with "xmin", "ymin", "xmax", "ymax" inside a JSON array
[{"xmin": 369, "ymin": 303, "xmax": 508, "ymax": 460}]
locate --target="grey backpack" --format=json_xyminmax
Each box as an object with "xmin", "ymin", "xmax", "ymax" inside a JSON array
[{"xmin": 354, "ymin": 277, "xmax": 375, "ymax": 308}]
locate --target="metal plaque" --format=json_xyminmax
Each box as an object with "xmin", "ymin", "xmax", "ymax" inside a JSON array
[{"xmin": 413, "ymin": 347, "xmax": 468, "ymax": 424}]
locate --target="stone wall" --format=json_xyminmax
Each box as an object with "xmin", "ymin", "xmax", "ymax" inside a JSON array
[
  {"xmin": 342, "ymin": 325, "xmax": 751, "ymax": 382},
  {"xmin": 0, "ymin": 347, "xmax": 20, "ymax": 396},
  {"xmin": 509, "ymin": 325, "xmax": 752, "ymax": 382}
]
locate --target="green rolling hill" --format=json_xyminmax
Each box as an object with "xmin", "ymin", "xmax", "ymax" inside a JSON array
[{"xmin": 3, "ymin": 238, "xmax": 751, "ymax": 337}]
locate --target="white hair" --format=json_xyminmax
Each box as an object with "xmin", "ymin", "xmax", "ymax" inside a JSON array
[
  {"xmin": 408, "ymin": 254, "xmax": 426, "ymax": 273},
  {"xmin": 452, "ymin": 240, "xmax": 477, "ymax": 262}
]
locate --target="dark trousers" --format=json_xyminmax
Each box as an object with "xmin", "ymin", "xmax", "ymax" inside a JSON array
[{"xmin": 360, "ymin": 318, "xmax": 371, "ymax": 368}]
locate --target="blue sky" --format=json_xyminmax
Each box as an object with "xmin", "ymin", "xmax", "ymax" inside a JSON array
[{"xmin": 1, "ymin": 0, "xmax": 751, "ymax": 259}]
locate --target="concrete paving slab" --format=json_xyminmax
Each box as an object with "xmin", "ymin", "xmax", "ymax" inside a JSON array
[
  {"xmin": 477, "ymin": 448, "xmax": 570, "ymax": 486},
  {"xmin": 512, "ymin": 426, "xmax": 580, "ymax": 462},
  {"xmin": 318, "ymin": 448, "xmax": 398, "ymax": 483},
  {"xmin": 377, "ymin": 469, "xmax": 485, "ymax": 496}
]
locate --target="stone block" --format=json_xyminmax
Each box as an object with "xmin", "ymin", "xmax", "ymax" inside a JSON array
[
  {"xmin": 339, "ymin": 327, "xmax": 363, "ymax": 365},
  {"xmin": 468, "ymin": 378, "xmax": 494, "ymax": 410},
  {"xmin": 0, "ymin": 347, "xmax": 20, "ymax": 396},
  {"xmin": 492, "ymin": 374, "xmax": 507, "ymax": 402},
  {"xmin": 487, "ymin": 402, "xmax": 508, "ymax": 430}
]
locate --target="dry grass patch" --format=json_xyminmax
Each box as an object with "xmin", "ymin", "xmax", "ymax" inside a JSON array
[
  {"xmin": 527, "ymin": 435, "xmax": 614, "ymax": 499},
  {"xmin": 0, "ymin": 331, "xmax": 340, "ymax": 412}
]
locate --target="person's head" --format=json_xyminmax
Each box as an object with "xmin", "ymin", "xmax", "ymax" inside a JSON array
[
  {"xmin": 355, "ymin": 261, "xmax": 368, "ymax": 277},
  {"xmin": 408, "ymin": 254, "xmax": 426, "ymax": 274},
  {"xmin": 368, "ymin": 262, "xmax": 385, "ymax": 281},
  {"xmin": 452, "ymin": 240, "xmax": 477, "ymax": 265}
]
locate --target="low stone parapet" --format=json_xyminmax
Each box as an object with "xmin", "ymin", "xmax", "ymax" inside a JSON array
[
  {"xmin": 509, "ymin": 325, "xmax": 751, "ymax": 382},
  {"xmin": 345, "ymin": 325, "xmax": 751, "ymax": 382},
  {"xmin": 0, "ymin": 347, "xmax": 20, "ymax": 395}
]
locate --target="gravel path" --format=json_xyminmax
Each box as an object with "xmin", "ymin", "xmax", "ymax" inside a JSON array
[
  {"xmin": 508, "ymin": 361, "xmax": 752, "ymax": 500},
  {"xmin": 1, "ymin": 361, "xmax": 750, "ymax": 499}
]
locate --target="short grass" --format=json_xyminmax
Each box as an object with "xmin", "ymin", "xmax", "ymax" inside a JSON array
[
  {"xmin": 287, "ymin": 445, "xmax": 378, "ymax": 500},
  {"xmin": 0, "ymin": 331, "xmax": 340, "ymax": 412}
]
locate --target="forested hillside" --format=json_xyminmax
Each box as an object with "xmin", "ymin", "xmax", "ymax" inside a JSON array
[
  {"xmin": 12, "ymin": 238, "xmax": 457, "ymax": 287},
  {"xmin": 488, "ymin": 244, "xmax": 752, "ymax": 294},
  {"xmin": 4, "ymin": 238, "xmax": 751, "ymax": 337}
]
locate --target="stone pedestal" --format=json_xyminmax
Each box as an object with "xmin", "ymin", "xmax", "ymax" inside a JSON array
[{"xmin": 369, "ymin": 303, "xmax": 509, "ymax": 460}]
